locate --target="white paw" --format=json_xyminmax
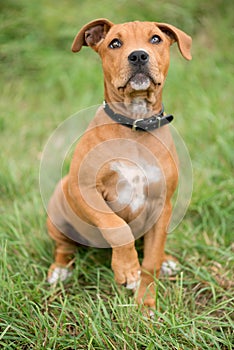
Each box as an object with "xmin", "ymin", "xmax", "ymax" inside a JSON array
[
  {"xmin": 160, "ymin": 260, "xmax": 179, "ymax": 276},
  {"xmin": 47, "ymin": 267, "xmax": 72, "ymax": 284},
  {"xmin": 126, "ymin": 270, "xmax": 141, "ymax": 290}
]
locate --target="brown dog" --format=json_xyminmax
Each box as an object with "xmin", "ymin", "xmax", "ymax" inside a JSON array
[{"xmin": 46, "ymin": 19, "xmax": 192, "ymax": 309}]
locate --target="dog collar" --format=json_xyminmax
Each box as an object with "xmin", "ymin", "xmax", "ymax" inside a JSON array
[{"xmin": 103, "ymin": 101, "xmax": 173, "ymax": 131}]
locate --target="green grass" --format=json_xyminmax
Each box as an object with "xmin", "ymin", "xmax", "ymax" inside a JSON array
[{"xmin": 0, "ymin": 0, "xmax": 233, "ymax": 348}]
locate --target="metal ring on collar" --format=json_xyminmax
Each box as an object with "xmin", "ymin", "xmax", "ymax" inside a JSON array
[{"xmin": 132, "ymin": 118, "xmax": 144, "ymax": 131}]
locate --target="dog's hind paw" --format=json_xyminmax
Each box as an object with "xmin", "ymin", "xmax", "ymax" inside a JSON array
[
  {"xmin": 160, "ymin": 259, "xmax": 180, "ymax": 277},
  {"xmin": 47, "ymin": 264, "xmax": 72, "ymax": 284}
]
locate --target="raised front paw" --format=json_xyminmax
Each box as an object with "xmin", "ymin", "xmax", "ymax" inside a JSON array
[
  {"xmin": 111, "ymin": 243, "xmax": 141, "ymax": 290},
  {"xmin": 121, "ymin": 270, "xmax": 141, "ymax": 290},
  {"xmin": 113, "ymin": 264, "xmax": 141, "ymax": 290}
]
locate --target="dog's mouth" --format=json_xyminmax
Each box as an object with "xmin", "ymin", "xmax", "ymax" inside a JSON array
[
  {"xmin": 129, "ymin": 73, "xmax": 151, "ymax": 91},
  {"xmin": 119, "ymin": 72, "xmax": 160, "ymax": 92}
]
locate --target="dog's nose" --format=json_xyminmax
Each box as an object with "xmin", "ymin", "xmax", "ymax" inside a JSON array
[{"xmin": 128, "ymin": 50, "xmax": 149, "ymax": 66}]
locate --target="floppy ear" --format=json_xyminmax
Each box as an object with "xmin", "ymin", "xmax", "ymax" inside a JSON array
[
  {"xmin": 156, "ymin": 22, "xmax": 192, "ymax": 60},
  {"xmin": 71, "ymin": 18, "xmax": 114, "ymax": 52}
]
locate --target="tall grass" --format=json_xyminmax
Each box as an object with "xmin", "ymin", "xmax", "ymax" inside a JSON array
[{"xmin": 0, "ymin": 0, "xmax": 233, "ymax": 349}]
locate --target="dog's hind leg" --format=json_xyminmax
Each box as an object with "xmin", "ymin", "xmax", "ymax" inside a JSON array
[{"xmin": 47, "ymin": 217, "xmax": 77, "ymax": 284}]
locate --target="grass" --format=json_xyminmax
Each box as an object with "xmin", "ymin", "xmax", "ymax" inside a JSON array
[{"xmin": 0, "ymin": 0, "xmax": 233, "ymax": 348}]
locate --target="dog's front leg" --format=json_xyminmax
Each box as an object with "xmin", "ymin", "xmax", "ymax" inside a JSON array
[
  {"xmin": 111, "ymin": 242, "xmax": 141, "ymax": 289},
  {"xmin": 67, "ymin": 178, "xmax": 141, "ymax": 288},
  {"xmin": 136, "ymin": 201, "xmax": 172, "ymax": 308},
  {"xmin": 96, "ymin": 214, "xmax": 141, "ymax": 288},
  {"xmin": 100, "ymin": 222, "xmax": 141, "ymax": 288}
]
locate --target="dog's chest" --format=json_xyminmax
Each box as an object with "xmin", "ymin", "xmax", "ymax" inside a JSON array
[{"xmin": 105, "ymin": 160, "xmax": 164, "ymax": 215}]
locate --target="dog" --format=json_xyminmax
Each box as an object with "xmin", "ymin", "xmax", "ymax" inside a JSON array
[{"xmin": 46, "ymin": 18, "xmax": 192, "ymax": 310}]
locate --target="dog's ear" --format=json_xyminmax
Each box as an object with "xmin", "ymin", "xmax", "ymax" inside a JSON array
[
  {"xmin": 156, "ymin": 23, "xmax": 192, "ymax": 60},
  {"xmin": 72, "ymin": 18, "xmax": 114, "ymax": 53}
]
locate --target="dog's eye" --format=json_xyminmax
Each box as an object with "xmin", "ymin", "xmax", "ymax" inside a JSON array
[
  {"xmin": 150, "ymin": 35, "xmax": 162, "ymax": 44},
  {"xmin": 109, "ymin": 38, "xmax": 122, "ymax": 49}
]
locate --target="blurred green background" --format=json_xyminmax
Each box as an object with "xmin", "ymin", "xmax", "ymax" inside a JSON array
[{"xmin": 0, "ymin": 1, "xmax": 233, "ymax": 349}]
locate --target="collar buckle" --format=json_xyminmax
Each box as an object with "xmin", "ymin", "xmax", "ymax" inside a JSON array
[{"xmin": 132, "ymin": 118, "xmax": 144, "ymax": 131}]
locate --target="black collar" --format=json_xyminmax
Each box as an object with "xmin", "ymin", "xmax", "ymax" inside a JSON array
[{"xmin": 103, "ymin": 101, "xmax": 173, "ymax": 131}]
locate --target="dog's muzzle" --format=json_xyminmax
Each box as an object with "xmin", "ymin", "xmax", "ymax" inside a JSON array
[{"xmin": 127, "ymin": 50, "xmax": 155, "ymax": 91}]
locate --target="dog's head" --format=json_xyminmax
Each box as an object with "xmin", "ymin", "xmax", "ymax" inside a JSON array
[{"xmin": 72, "ymin": 19, "xmax": 192, "ymax": 113}]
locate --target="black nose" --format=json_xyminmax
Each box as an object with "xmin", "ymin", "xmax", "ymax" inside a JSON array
[{"xmin": 128, "ymin": 50, "xmax": 149, "ymax": 66}]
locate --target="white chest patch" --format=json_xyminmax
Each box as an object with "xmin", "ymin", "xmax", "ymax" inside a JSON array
[{"xmin": 111, "ymin": 161, "xmax": 161, "ymax": 213}]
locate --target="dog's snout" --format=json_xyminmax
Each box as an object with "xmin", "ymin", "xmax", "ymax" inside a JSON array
[{"xmin": 128, "ymin": 50, "xmax": 149, "ymax": 66}]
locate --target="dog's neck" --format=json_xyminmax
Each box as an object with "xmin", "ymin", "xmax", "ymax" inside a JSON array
[
  {"xmin": 104, "ymin": 81, "xmax": 163, "ymax": 120},
  {"xmin": 103, "ymin": 101, "xmax": 173, "ymax": 132}
]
